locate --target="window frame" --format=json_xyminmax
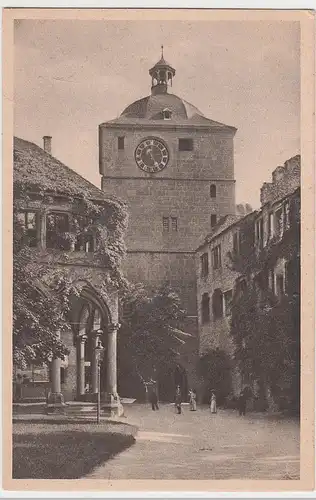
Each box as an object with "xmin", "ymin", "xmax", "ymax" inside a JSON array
[
  {"xmin": 284, "ymin": 200, "xmax": 291, "ymax": 231},
  {"xmin": 275, "ymin": 272, "xmax": 285, "ymax": 298},
  {"xmin": 212, "ymin": 289, "xmax": 224, "ymax": 320},
  {"xmin": 223, "ymin": 289, "xmax": 233, "ymax": 316},
  {"xmin": 211, "ymin": 244, "xmax": 222, "ymax": 270},
  {"xmin": 45, "ymin": 211, "xmax": 71, "ymax": 251},
  {"xmin": 17, "ymin": 210, "xmax": 39, "ymax": 248},
  {"xmin": 210, "ymin": 184, "xmax": 217, "ymax": 198},
  {"xmin": 201, "ymin": 292, "xmax": 210, "ymax": 324},
  {"xmin": 178, "ymin": 138, "xmax": 194, "ymax": 151},
  {"xmin": 255, "ymin": 217, "xmax": 264, "ymax": 247},
  {"xmin": 233, "ymin": 231, "xmax": 240, "ymax": 256},
  {"xmin": 162, "ymin": 108, "xmax": 172, "ymax": 120},
  {"xmin": 211, "ymin": 214, "xmax": 217, "ymax": 228},
  {"xmin": 200, "ymin": 252, "xmax": 209, "ymax": 277},
  {"xmin": 162, "ymin": 216, "xmax": 170, "ymax": 233},
  {"xmin": 118, "ymin": 136, "xmax": 125, "ymax": 150},
  {"xmin": 171, "ymin": 216, "xmax": 178, "ymax": 232},
  {"xmin": 268, "ymin": 212, "xmax": 274, "ymax": 239},
  {"xmin": 274, "ymin": 207, "xmax": 284, "ymax": 239}
]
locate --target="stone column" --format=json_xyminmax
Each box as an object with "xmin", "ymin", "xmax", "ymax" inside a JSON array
[
  {"xmin": 77, "ymin": 335, "xmax": 87, "ymax": 398},
  {"xmin": 102, "ymin": 323, "xmax": 123, "ymax": 417},
  {"xmin": 106, "ymin": 323, "xmax": 119, "ymax": 396},
  {"xmin": 91, "ymin": 332, "xmax": 100, "ymax": 394},
  {"xmin": 51, "ymin": 356, "xmax": 61, "ymax": 394},
  {"xmin": 46, "ymin": 331, "xmax": 66, "ymax": 413}
]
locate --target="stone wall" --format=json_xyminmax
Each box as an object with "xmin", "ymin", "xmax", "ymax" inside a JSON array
[
  {"xmin": 102, "ymin": 177, "xmax": 235, "ymax": 252},
  {"xmin": 260, "ymin": 154, "xmax": 300, "ymax": 205},
  {"xmin": 122, "ymin": 251, "xmax": 199, "ymax": 393},
  {"xmin": 123, "ymin": 251, "xmax": 197, "ymax": 314},
  {"xmin": 196, "ymin": 220, "xmax": 241, "ymax": 357},
  {"xmin": 99, "ymin": 125, "xmax": 235, "ymax": 180}
]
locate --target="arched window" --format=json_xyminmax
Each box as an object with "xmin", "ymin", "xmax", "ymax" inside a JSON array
[
  {"xmin": 212, "ymin": 289, "xmax": 223, "ymax": 319},
  {"xmin": 78, "ymin": 304, "xmax": 90, "ymax": 336},
  {"xmin": 92, "ymin": 307, "xmax": 102, "ymax": 331},
  {"xmin": 210, "ymin": 184, "xmax": 217, "ymax": 198},
  {"xmin": 201, "ymin": 293, "xmax": 210, "ymax": 324}
]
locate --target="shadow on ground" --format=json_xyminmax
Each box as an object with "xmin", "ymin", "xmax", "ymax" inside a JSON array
[{"xmin": 13, "ymin": 429, "xmax": 136, "ymax": 479}]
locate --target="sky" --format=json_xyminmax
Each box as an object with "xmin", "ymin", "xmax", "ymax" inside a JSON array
[{"xmin": 14, "ymin": 19, "xmax": 300, "ymax": 208}]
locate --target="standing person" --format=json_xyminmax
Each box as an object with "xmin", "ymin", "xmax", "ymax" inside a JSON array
[
  {"xmin": 210, "ymin": 391, "xmax": 217, "ymax": 414},
  {"xmin": 149, "ymin": 389, "xmax": 159, "ymax": 411},
  {"xmin": 238, "ymin": 390, "xmax": 247, "ymax": 416},
  {"xmin": 175, "ymin": 385, "xmax": 182, "ymax": 414},
  {"xmin": 189, "ymin": 389, "xmax": 197, "ymax": 411}
]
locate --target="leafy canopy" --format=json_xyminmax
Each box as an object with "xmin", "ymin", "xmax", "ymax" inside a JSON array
[{"xmin": 118, "ymin": 283, "xmax": 188, "ymax": 384}]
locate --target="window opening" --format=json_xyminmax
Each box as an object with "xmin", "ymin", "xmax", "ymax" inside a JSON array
[
  {"xmin": 178, "ymin": 138, "xmax": 193, "ymax": 151},
  {"xmin": 201, "ymin": 293, "xmax": 210, "ymax": 324},
  {"xmin": 46, "ymin": 212, "xmax": 70, "ymax": 250},
  {"xmin": 210, "ymin": 184, "xmax": 217, "ymax": 198},
  {"xmin": 200, "ymin": 253, "xmax": 209, "ymax": 277}
]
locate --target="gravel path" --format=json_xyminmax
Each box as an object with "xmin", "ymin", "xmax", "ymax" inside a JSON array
[{"xmin": 86, "ymin": 404, "xmax": 300, "ymax": 480}]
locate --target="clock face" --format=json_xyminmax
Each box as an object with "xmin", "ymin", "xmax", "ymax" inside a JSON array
[{"xmin": 135, "ymin": 138, "xmax": 169, "ymax": 173}]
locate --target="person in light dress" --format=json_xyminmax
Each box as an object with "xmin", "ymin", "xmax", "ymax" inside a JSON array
[
  {"xmin": 189, "ymin": 389, "xmax": 197, "ymax": 411},
  {"xmin": 210, "ymin": 391, "xmax": 217, "ymax": 414}
]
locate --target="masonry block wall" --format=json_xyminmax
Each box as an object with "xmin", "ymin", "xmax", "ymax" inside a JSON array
[
  {"xmin": 99, "ymin": 127, "xmax": 235, "ymax": 180},
  {"xmin": 260, "ymin": 154, "xmax": 300, "ymax": 205},
  {"xmin": 100, "ymin": 126, "xmax": 236, "ymax": 253},
  {"xmin": 196, "ymin": 218, "xmax": 240, "ymax": 357}
]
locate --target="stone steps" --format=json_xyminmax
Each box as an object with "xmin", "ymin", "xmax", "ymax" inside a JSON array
[{"xmin": 13, "ymin": 403, "xmax": 46, "ymax": 414}]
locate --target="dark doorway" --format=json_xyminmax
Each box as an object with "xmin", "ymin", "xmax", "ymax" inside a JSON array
[
  {"xmin": 174, "ymin": 364, "xmax": 188, "ymax": 402},
  {"xmin": 157, "ymin": 364, "xmax": 188, "ymax": 402}
]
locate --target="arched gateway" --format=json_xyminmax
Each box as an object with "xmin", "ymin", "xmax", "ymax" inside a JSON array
[{"xmin": 48, "ymin": 283, "xmax": 123, "ymax": 416}]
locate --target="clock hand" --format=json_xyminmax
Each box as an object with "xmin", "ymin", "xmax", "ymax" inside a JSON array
[{"xmin": 146, "ymin": 148, "xmax": 159, "ymax": 166}]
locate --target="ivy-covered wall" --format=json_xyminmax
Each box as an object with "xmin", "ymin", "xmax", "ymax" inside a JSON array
[{"xmin": 13, "ymin": 136, "xmax": 129, "ymax": 369}]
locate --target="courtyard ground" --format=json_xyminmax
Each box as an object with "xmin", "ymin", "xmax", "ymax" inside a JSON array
[{"xmin": 86, "ymin": 403, "xmax": 300, "ymax": 480}]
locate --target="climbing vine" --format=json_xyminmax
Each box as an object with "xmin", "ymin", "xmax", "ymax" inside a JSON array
[
  {"xmin": 13, "ymin": 139, "xmax": 129, "ymax": 368},
  {"xmin": 228, "ymin": 189, "xmax": 300, "ymax": 412}
]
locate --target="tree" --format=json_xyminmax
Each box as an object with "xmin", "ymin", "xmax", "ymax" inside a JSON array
[
  {"xmin": 117, "ymin": 283, "xmax": 189, "ymax": 400},
  {"xmin": 13, "ymin": 252, "xmax": 71, "ymax": 369},
  {"xmin": 197, "ymin": 348, "xmax": 232, "ymax": 405}
]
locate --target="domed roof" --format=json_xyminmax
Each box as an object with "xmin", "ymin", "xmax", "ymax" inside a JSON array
[
  {"xmin": 101, "ymin": 50, "xmax": 236, "ymax": 131},
  {"xmin": 121, "ymin": 93, "xmax": 205, "ymax": 121}
]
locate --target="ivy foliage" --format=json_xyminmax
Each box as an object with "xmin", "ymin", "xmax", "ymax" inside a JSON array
[
  {"xmin": 13, "ymin": 137, "xmax": 129, "ymax": 368},
  {"xmin": 229, "ymin": 189, "xmax": 300, "ymax": 412},
  {"xmin": 117, "ymin": 283, "xmax": 189, "ymax": 397},
  {"xmin": 197, "ymin": 348, "xmax": 233, "ymax": 405}
]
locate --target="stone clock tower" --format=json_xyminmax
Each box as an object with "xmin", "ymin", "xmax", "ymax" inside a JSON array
[{"xmin": 99, "ymin": 50, "xmax": 237, "ymax": 399}]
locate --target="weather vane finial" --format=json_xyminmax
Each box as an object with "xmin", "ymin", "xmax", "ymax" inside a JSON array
[{"xmin": 161, "ymin": 44, "xmax": 164, "ymax": 58}]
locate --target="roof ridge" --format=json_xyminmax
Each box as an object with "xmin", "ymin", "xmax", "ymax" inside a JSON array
[
  {"xmin": 14, "ymin": 137, "xmax": 104, "ymax": 194},
  {"xmin": 13, "ymin": 136, "xmax": 124, "ymax": 206}
]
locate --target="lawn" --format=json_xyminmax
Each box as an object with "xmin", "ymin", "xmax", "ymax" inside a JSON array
[{"xmin": 13, "ymin": 420, "xmax": 137, "ymax": 479}]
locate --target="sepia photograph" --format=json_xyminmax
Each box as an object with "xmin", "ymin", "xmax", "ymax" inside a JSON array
[{"xmin": 2, "ymin": 8, "xmax": 315, "ymax": 492}]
